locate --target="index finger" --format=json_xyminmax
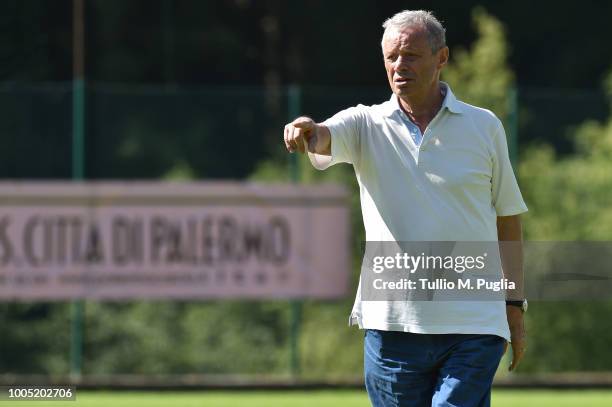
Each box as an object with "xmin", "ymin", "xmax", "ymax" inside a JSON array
[{"xmin": 291, "ymin": 117, "xmax": 313, "ymax": 128}]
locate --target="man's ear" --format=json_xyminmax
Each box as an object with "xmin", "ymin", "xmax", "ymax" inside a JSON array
[{"xmin": 437, "ymin": 46, "xmax": 449, "ymax": 69}]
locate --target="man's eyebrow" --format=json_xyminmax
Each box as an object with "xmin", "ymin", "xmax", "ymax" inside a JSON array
[
  {"xmin": 397, "ymin": 47, "xmax": 421, "ymax": 54},
  {"xmin": 398, "ymin": 42, "xmax": 422, "ymax": 50}
]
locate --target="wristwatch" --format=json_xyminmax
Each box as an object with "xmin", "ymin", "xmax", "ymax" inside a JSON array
[{"xmin": 506, "ymin": 299, "xmax": 528, "ymax": 313}]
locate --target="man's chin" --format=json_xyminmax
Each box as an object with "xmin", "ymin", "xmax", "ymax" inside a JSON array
[{"xmin": 394, "ymin": 87, "xmax": 416, "ymax": 97}]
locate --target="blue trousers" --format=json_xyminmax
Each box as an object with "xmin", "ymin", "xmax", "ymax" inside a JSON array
[{"xmin": 364, "ymin": 330, "xmax": 505, "ymax": 407}]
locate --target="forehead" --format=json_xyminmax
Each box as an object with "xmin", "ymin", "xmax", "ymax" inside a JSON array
[{"xmin": 382, "ymin": 26, "xmax": 429, "ymax": 53}]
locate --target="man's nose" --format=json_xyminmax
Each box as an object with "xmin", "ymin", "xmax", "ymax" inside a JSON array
[
  {"xmin": 394, "ymin": 61, "xmax": 412, "ymax": 76},
  {"xmin": 394, "ymin": 56, "xmax": 410, "ymax": 70}
]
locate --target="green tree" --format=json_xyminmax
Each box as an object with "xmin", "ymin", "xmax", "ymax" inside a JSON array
[
  {"xmin": 520, "ymin": 71, "xmax": 612, "ymax": 241},
  {"xmin": 443, "ymin": 7, "xmax": 514, "ymax": 120},
  {"xmin": 516, "ymin": 71, "xmax": 612, "ymax": 372}
]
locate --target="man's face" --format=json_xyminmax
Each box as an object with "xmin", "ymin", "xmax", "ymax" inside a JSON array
[{"xmin": 382, "ymin": 26, "xmax": 448, "ymax": 99}]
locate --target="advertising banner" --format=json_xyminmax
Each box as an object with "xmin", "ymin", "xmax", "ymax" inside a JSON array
[{"xmin": 0, "ymin": 182, "xmax": 350, "ymax": 300}]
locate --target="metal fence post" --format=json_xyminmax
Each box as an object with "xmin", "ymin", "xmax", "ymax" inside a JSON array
[
  {"xmin": 288, "ymin": 84, "xmax": 302, "ymax": 377},
  {"xmin": 507, "ymin": 86, "xmax": 519, "ymax": 167},
  {"xmin": 70, "ymin": 0, "xmax": 86, "ymax": 379}
]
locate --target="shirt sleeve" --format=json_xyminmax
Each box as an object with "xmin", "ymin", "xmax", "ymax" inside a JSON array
[
  {"xmin": 308, "ymin": 105, "xmax": 365, "ymax": 170},
  {"xmin": 491, "ymin": 119, "xmax": 528, "ymax": 216}
]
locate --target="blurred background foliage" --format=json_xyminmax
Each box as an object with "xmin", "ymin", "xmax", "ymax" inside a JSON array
[{"xmin": 1, "ymin": 1, "xmax": 612, "ymax": 377}]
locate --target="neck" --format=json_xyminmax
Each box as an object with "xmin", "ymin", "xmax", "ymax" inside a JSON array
[{"xmin": 398, "ymin": 81, "xmax": 444, "ymax": 121}]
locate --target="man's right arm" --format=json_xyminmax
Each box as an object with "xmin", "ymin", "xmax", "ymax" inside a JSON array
[{"xmin": 283, "ymin": 116, "xmax": 331, "ymax": 156}]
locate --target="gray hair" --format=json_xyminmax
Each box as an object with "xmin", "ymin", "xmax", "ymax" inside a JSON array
[{"xmin": 381, "ymin": 10, "xmax": 446, "ymax": 53}]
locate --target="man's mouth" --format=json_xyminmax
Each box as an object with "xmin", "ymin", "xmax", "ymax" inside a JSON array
[{"xmin": 395, "ymin": 77, "xmax": 414, "ymax": 84}]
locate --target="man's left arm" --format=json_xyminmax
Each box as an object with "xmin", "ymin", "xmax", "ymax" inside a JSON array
[{"xmin": 497, "ymin": 214, "xmax": 526, "ymax": 371}]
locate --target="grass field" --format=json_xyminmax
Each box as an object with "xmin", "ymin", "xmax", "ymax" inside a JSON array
[{"xmin": 15, "ymin": 389, "xmax": 612, "ymax": 407}]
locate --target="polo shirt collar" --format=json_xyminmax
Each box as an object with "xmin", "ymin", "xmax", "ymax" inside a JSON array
[{"xmin": 383, "ymin": 81, "xmax": 463, "ymax": 117}]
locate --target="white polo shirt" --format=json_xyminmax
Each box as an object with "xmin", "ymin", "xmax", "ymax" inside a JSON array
[{"xmin": 309, "ymin": 83, "xmax": 528, "ymax": 340}]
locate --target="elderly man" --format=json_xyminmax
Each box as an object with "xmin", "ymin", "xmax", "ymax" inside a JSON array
[{"xmin": 283, "ymin": 9, "xmax": 527, "ymax": 407}]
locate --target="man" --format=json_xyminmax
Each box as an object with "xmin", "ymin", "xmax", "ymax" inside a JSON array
[{"xmin": 283, "ymin": 10, "xmax": 527, "ymax": 407}]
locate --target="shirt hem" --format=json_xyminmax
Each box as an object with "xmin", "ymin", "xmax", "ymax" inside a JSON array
[
  {"xmin": 349, "ymin": 315, "xmax": 510, "ymax": 341},
  {"xmin": 496, "ymin": 205, "xmax": 528, "ymax": 217}
]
